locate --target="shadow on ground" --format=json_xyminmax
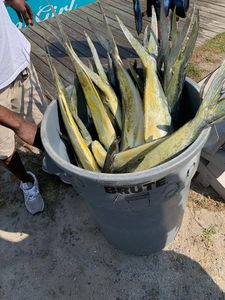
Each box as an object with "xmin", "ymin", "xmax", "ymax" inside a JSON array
[{"xmin": 0, "ymin": 151, "xmax": 224, "ymax": 300}]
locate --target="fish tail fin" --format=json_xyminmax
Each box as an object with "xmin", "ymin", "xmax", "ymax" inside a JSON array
[
  {"xmin": 102, "ymin": 138, "xmax": 120, "ymax": 173},
  {"xmin": 35, "ymin": 12, "xmax": 64, "ymax": 46},
  {"xmin": 198, "ymin": 60, "xmax": 225, "ymax": 125},
  {"xmin": 87, "ymin": 17, "xmax": 113, "ymax": 54},
  {"xmin": 88, "ymin": 4, "xmax": 119, "ymax": 58},
  {"xmin": 116, "ymin": 16, "xmax": 149, "ymax": 67},
  {"xmin": 84, "ymin": 31, "xmax": 108, "ymax": 81},
  {"xmin": 46, "ymin": 48, "xmax": 70, "ymax": 124},
  {"xmin": 46, "ymin": 47, "xmax": 63, "ymax": 91},
  {"xmin": 37, "ymin": 1, "xmax": 80, "ymax": 67},
  {"xmin": 45, "ymin": 0, "xmax": 70, "ymax": 46},
  {"xmin": 143, "ymin": 25, "xmax": 149, "ymax": 49},
  {"xmin": 98, "ymin": 3, "xmax": 120, "ymax": 57},
  {"xmin": 148, "ymin": 6, "xmax": 158, "ymax": 58}
]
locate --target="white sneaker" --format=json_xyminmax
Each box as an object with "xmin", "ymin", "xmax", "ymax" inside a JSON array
[
  {"xmin": 42, "ymin": 157, "xmax": 71, "ymax": 185},
  {"xmin": 20, "ymin": 172, "xmax": 44, "ymax": 215}
]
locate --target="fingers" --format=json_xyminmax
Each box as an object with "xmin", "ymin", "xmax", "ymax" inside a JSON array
[
  {"xmin": 25, "ymin": 3, "xmax": 34, "ymax": 25},
  {"xmin": 6, "ymin": 1, "xmax": 34, "ymax": 25},
  {"xmin": 16, "ymin": 3, "xmax": 34, "ymax": 26},
  {"xmin": 22, "ymin": 11, "xmax": 31, "ymax": 26},
  {"xmin": 16, "ymin": 11, "xmax": 23, "ymax": 23}
]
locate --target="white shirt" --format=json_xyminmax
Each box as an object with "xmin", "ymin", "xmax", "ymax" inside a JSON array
[{"xmin": 0, "ymin": 0, "xmax": 31, "ymax": 89}]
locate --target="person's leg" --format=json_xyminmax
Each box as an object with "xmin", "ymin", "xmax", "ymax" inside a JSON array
[
  {"xmin": 0, "ymin": 75, "xmax": 44, "ymax": 214},
  {"xmin": 0, "ymin": 62, "xmax": 45, "ymax": 173},
  {"xmin": 0, "ymin": 82, "xmax": 31, "ymax": 178},
  {"xmin": 2, "ymin": 149, "xmax": 34, "ymax": 183},
  {"xmin": 148, "ymin": 0, "xmax": 166, "ymax": 42},
  {"xmin": 1, "ymin": 124, "xmax": 43, "ymax": 183},
  {"xmin": 0, "ymin": 136, "xmax": 44, "ymax": 215},
  {"xmin": 157, "ymin": 20, "xmax": 161, "ymax": 41}
]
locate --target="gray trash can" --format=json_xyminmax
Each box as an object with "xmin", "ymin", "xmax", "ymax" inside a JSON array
[{"xmin": 41, "ymin": 78, "xmax": 210, "ymax": 255}]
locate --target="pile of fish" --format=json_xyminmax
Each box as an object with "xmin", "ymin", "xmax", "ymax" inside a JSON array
[{"xmin": 43, "ymin": 0, "xmax": 225, "ymax": 173}]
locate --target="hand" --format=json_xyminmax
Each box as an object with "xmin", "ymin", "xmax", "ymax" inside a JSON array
[
  {"xmin": 0, "ymin": 105, "xmax": 44, "ymax": 152},
  {"xmin": 15, "ymin": 121, "xmax": 45, "ymax": 152},
  {"xmin": 5, "ymin": 0, "xmax": 34, "ymax": 25}
]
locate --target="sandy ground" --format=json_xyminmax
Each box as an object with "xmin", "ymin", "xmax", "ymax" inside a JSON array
[{"xmin": 0, "ymin": 144, "xmax": 225, "ymax": 300}]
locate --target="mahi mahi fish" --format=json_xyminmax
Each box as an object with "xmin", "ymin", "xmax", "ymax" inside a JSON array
[
  {"xmin": 89, "ymin": 3, "xmax": 144, "ymax": 151},
  {"xmin": 117, "ymin": 12, "xmax": 173, "ymax": 142},
  {"xmin": 118, "ymin": 61, "xmax": 225, "ymax": 172}
]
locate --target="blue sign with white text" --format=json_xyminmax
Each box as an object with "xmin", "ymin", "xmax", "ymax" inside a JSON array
[{"xmin": 6, "ymin": 0, "xmax": 96, "ymax": 29}]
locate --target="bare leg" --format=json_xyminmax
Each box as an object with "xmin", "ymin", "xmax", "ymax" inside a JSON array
[
  {"xmin": 157, "ymin": 17, "xmax": 169, "ymax": 43},
  {"xmin": 157, "ymin": 20, "xmax": 161, "ymax": 41},
  {"xmin": 0, "ymin": 120, "xmax": 44, "ymax": 183},
  {"xmin": 0, "ymin": 149, "xmax": 34, "ymax": 183}
]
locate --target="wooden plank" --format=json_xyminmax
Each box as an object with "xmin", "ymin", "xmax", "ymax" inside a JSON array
[
  {"xmin": 69, "ymin": 6, "xmax": 141, "ymax": 49},
  {"xmin": 196, "ymin": 0, "xmax": 225, "ymax": 16},
  {"xmin": 29, "ymin": 52, "xmax": 68, "ymax": 87},
  {"xmin": 49, "ymin": 17, "xmax": 105, "ymax": 58},
  {"xmin": 36, "ymin": 71, "xmax": 58, "ymax": 100},
  {"xmin": 69, "ymin": 8, "xmax": 140, "ymax": 65},
  {"xmin": 105, "ymin": 0, "xmax": 150, "ymax": 24},
  {"xmin": 27, "ymin": 24, "xmax": 79, "ymax": 70},
  {"xmin": 78, "ymin": 2, "xmax": 144, "ymax": 34},
  {"xmin": 94, "ymin": 0, "xmax": 152, "ymax": 29},
  {"xmin": 76, "ymin": 3, "xmax": 144, "ymax": 40},
  {"xmin": 197, "ymin": 159, "xmax": 225, "ymax": 199},
  {"xmin": 22, "ymin": 28, "xmax": 74, "ymax": 85},
  {"xmin": 59, "ymin": 13, "xmax": 109, "ymax": 60},
  {"xmin": 202, "ymin": 125, "xmax": 219, "ymax": 155},
  {"xmin": 207, "ymin": 162, "xmax": 225, "ymax": 189},
  {"xmin": 20, "ymin": 0, "xmax": 225, "ymax": 102},
  {"xmin": 105, "ymin": 0, "xmax": 225, "ymax": 45},
  {"xmin": 197, "ymin": 0, "xmax": 225, "ymax": 6},
  {"xmin": 65, "ymin": 10, "xmax": 135, "ymax": 58},
  {"xmin": 110, "ymin": 0, "xmax": 225, "ymax": 35},
  {"xmin": 196, "ymin": 158, "xmax": 210, "ymax": 188},
  {"xmin": 202, "ymin": 121, "xmax": 225, "ymax": 155},
  {"xmin": 211, "ymin": 121, "xmax": 225, "ymax": 153},
  {"xmin": 36, "ymin": 19, "xmax": 110, "ymax": 71},
  {"xmin": 196, "ymin": 5, "xmax": 225, "ymax": 21},
  {"xmin": 69, "ymin": 8, "xmax": 139, "ymax": 54},
  {"xmin": 37, "ymin": 20, "xmax": 95, "ymax": 59},
  {"xmin": 198, "ymin": 19, "xmax": 225, "ymax": 35},
  {"xmin": 201, "ymin": 149, "xmax": 225, "ymax": 171},
  {"xmin": 105, "ymin": 0, "xmax": 144, "ymax": 16},
  {"xmin": 195, "ymin": 173, "xmax": 210, "ymax": 188},
  {"xmin": 48, "ymin": 20, "xmax": 105, "ymax": 60},
  {"xmin": 199, "ymin": 16, "xmax": 225, "ymax": 32},
  {"xmin": 198, "ymin": 13, "xmax": 225, "ymax": 32}
]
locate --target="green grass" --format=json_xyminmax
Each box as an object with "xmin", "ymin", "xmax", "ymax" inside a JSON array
[
  {"xmin": 200, "ymin": 32, "xmax": 225, "ymax": 53},
  {"xmin": 203, "ymin": 226, "xmax": 217, "ymax": 243},
  {"xmin": 186, "ymin": 31, "xmax": 225, "ymax": 81},
  {"xmin": 204, "ymin": 56, "xmax": 214, "ymax": 62},
  {"xmin": 186, "ymin": 62, "xmax": 202, "ymax": 81}
]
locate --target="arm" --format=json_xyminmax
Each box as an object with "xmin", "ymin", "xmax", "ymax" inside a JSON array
[
  {"xmin": 5, "ymin": 0, "xmax": 34, "ymax": 25},
  {"xmin": 0, "ymin": 104, "xmax": 44, "ymax": 151}
]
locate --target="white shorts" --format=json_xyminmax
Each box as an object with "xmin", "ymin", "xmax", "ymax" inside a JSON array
[{"xmin": 0, "ymin": 63, "xmax": 47, "ymax": 159}]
